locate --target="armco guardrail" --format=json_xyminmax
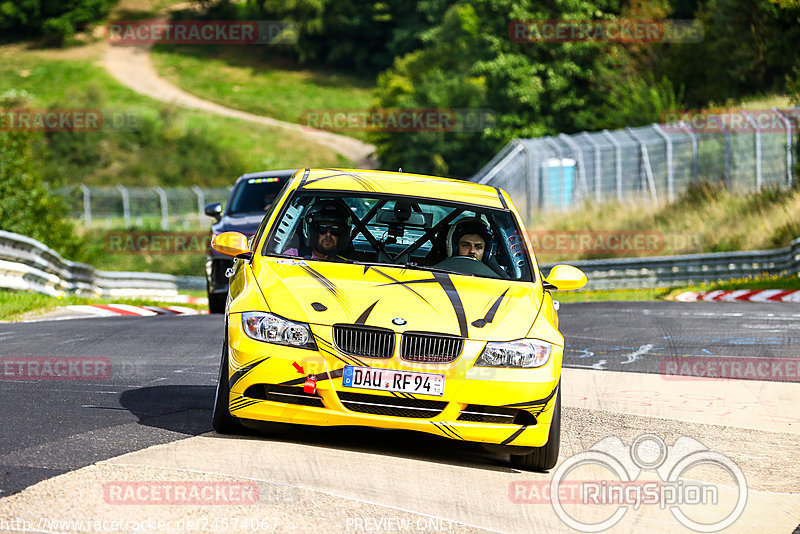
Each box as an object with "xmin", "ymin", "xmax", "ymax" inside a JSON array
[
  {"xmin": 0, "ymin": 230, "xmax": 181, "ymax": 298},
  {"xmin": 541, "ymin": 237, "xmax": 800, "ymax": 290}
]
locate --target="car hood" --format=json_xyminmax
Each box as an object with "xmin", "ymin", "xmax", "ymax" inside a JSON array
[{"xmin": 252, "ymin": 259, "xmax": 542, "ymax": 341}]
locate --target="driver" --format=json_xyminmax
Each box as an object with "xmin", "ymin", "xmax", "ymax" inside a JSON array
[
  {"xmin": 286, "ymin": 201, "xmax": 352, "ymax": 260},
  {"xmin": 449, "ymin": 218, "xmax": 491, "ymax": 261},
  {"xmin": 447, "ymin": 217, "xmax": 509, "ymax": 278}
]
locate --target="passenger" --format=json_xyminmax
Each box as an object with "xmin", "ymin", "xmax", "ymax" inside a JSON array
[{"xmin": 285, "ymin": 201, "xmax": 352, "ymax": 260}]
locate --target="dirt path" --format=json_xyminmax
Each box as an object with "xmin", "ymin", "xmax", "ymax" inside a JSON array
[{"xmin": 102, "ymin": 44, "xmax": 377, "ymax": 168}]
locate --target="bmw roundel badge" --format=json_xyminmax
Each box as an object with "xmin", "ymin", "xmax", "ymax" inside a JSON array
[{"xmin": 392, "ymin": 317, "xmax": 407, "ymax": 326}]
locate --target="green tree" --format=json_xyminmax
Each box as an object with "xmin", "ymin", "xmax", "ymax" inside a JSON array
[
  {"xmin": 0, "ymin": 129, "xmax": 82, "ymax": 259},
  {"xmin": 0, "ymin": 0, "xmax": 118, "ymax": 44}
]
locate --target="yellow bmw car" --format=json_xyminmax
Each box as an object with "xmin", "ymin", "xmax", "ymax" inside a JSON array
[{"xmin": 211, "ymin": 169, "xmax": 586, "ymax": 470}]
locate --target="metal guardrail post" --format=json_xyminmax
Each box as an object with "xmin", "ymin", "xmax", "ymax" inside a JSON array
[
  {"xmin": 709, "ymin": 115, "xmax": 731, "ymax": 188},
  {"xmin": 742, "ymin": 111, "xmax": 762, "ymax": 190},
  {"xmin": 773, "ymin": 107, "xmax": 794, "ymax": 187},
  {"xmin": 580, "ymin": 132, "xmax": 602, "ymax": 203},
  {"xmin": 191, "ymin": 185, "xmax": 205, "ymax": 222},
  {"xmin": 602, "ymin": 129, "xmax": 623, "ymax": 201},
  {"xmin": 153, "ymin": 186, "xmax": 169, "ymax": 230},
  {"xmin": 116, "ymin": 185, "xmax": 130, "ymax": 227},
  {"xmin": 79, "ymin": 184, "xmax": 91, "ymax": 226},
  {"xmin": 652, "ymin": 124, "xmax": 674, "ymax": 202}
]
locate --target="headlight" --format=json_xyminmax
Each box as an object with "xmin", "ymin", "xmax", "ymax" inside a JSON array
[
  {"xmin": 241, "ymin": 312, "xmax": 317, "ymax": 350},
  {"xmin": 475, "ymin": 339, "xmax": 552, "ymax": 368}
]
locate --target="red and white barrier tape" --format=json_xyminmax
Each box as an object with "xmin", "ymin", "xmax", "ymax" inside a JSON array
[{"xmin": 674, "ymin": 289, "xmax": 800, "ymax": 302}]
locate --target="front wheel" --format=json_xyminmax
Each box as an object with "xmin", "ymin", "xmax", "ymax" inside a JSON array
[
  {"xmin": 510, "ymin": 388, "xmax": 561, "ymax": 471},
  {"xmin": 212, "ymin": 332, "xmax": 246, "ymax": 434}
]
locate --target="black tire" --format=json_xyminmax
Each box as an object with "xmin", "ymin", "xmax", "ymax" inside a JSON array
[
  {"xmin": 212, "ymin": 331, "xmax": 246, "ymax": 434},
  {"xmin": 510, "ymin": 388, "xmax": 561, "ymax": 471},
  {"xmin": 208, "ymin": 292, "xmax": 226, "ymax": 314}
]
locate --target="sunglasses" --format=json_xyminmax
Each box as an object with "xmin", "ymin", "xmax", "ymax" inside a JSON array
[{"xmin": 313, "ymin": 222, "xmax": 344, "ymax": 236}]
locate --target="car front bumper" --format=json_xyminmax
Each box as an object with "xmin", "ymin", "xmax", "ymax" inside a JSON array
[{"xmin": 225, "ymin": 316, "xmax": 561, "ymax": 448}]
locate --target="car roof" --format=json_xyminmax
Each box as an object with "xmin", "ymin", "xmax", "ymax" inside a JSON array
[{"xmin": 292, "ymin": 169, "xmax": 508, "ymax": 209}]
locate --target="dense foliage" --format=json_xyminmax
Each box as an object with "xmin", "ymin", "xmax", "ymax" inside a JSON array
[
  {"xmin": 0, "ymin": 0, "xmax": 118, "ymax": 44},
  {"xmin": 218, "ymin": 0, "xmax": 800, "ymax": 177}
]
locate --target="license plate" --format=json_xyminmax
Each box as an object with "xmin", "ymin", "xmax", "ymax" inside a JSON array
[{"xmin": 341, "ymin": 365, "xmax": 445, "ymax": 396}]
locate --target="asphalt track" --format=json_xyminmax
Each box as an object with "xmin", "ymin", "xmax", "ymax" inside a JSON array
[{"xmin": 0, "ymin": 302, "xmax": 798, "ymax": 532}]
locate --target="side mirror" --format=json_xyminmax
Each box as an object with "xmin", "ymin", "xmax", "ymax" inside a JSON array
[
  {"xmin": 543, "ymin": 264, "xmax": 587, "ymax": 291},
  {"xmin": 205, "ymin": 202, "xmax": 223, "ymax": 222},
  {"xmin": 211, "ymin": 232, "xmax": 252, "ymax": 259}
]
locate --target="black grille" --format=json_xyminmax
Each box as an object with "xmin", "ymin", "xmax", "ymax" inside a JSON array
[
  {"xmin": 337, "ymin": 391, "xmax": 447, "ymax": 418},
  {"xmin": 243, "ymin": 384, "xmax": 324, "ymax": 407},
  {"xmin": 400, "ymin": 332, "xmax": 464, "ymax": 363},
  {"xmin": 333, "ymin": 324, "xmax": 395, "ymax": 359},
  {"xmin": 457, "ymin": 404, "xmax": 537, "ymax": 425}
]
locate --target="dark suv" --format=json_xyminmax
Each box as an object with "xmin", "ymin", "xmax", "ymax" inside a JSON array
[{"xmin": 204, "ymin": 169, "xmax": 296, "ymax": 313}]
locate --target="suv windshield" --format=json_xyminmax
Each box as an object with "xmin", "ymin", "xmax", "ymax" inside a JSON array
[
  {"xmin": 227, "ymin": 177, "xmax": 285, "ymax": 215},
  {"xmin": 263, "ymin": 192, "xmax": 534, "ymax": 282}
]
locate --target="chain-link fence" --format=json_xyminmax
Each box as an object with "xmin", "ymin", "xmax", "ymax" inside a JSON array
[
  {"xmin": 57, "ymin": 185, "xmax": 233, "ymax": 229},
  {"xmin": 473, "ymin": 107, "xmax": 799, "ymax": 221}
]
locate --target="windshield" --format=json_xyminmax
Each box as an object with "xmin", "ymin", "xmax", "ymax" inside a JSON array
[
  {"xmin": 262, "ymin": 192, "xmax": 534, "ymax": 282},
  {"xmin": 227, "ymin": 177, "xmax": 285, "ymax": 215}
]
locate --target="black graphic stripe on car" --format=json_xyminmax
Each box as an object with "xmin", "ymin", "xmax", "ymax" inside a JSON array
[
  {"xmin": 229, "ymin": 357, "xmax": 270, "ymax": 390},
  {"xmin": 500, "ymin": 425, "xmax": 528, "ymax": 445},
  {"xmin": 472, "ymin": 287, "xmax": 510, "ymax": 328},
  {"xmin": 371, "ymin": 268, "xmax": 434, "ymax": 308},
  {"xmin": 503, "ymin": 382, "xmax": 559, "ymax": 410},
  {"xmin": 433, "ymin": 272, "xmax": 469, "ymax": 339},
  {"xmin": 354, "ymin": 301, "xmax": 379, "ymax": 325}
]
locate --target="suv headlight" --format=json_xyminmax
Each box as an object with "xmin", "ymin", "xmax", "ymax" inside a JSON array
[
  {"xmin": 475, "ymin": 339, "xmax": 552, "ymax": 368},
  {"xmin": 242, "ymin": 312, "xmax": 317, "ymax": 350}
]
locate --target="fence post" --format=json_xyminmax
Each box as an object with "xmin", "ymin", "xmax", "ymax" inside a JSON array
[
  {"xmin": 602, "ymin": 129, "xmax": 623, "ymax": 201},
  {"xmin": 79, "ymin": 184, "xmax": 91, "ymax": 226},
  {"xmin": 773, "ymin": 107, "xmax": 794, "ymax": 187},
  {"xmin": 652, "ymin": 124, "xmax": 674, "ymax": 202},
  {"xmin": 679, "ymin": 121, "xmax": 700, "ymax": 183},
  {"xmin": 116, "ymin": 185, "xmax": 130, "ymax": 227},
  {"xmin": 625, "ymin": 127, "xmax": 659, "ymax": 205},
  {"xmin": 153, "ymin": 186, "xmax": 169, "ymax": 230},
  {"xmin": 742, "ymin": 111, "xmax": 762, "ymax": 190},
  {"xmin": 191, "ymin": 185, "xmax": 205, "ymax": 223},
  {"xmin": 558, "ymin": 134, "xmax": 590, "ymax": 205},
  {"xmin": 580, "ymin": 132, "xmax": 602, "ymax": 203},
  {"xmin": 709, "ymin": 115, "xmax": 731, "ymax": 188}
]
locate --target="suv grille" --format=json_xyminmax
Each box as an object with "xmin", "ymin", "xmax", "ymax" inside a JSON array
[
  {"xmin": 333, "ymin": 324, "xmax": 394, "ymax": 359},
  {"xmin": 337, "ymin": 391, "xmax": 447, "ymax": 418},
  {"xmin": 400, "ymin": 332, "xmax": 464, "ymax": 363}
]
